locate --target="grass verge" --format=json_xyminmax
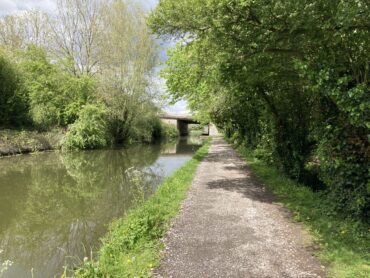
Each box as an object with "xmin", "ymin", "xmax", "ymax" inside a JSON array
[
  {"xmin": 75, "ymin": 140, "xmax": 210, "ymax": 278},
  {"xmin": 234, "ymin": 144, "xmax": 369, "ymax": 278},
  {"xmin": 0, "ymin": 129, "xmax": 64, "ymax": 156}
]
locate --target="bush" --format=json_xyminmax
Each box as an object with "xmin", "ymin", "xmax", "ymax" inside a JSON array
[
  {"xmin": 129, "ymin": 116, "xmax": 162, "ymax": 144},
  {"xmin": 0, "ymin": 49, "xmax": 29, "ymax": 127},
  {"xmin": 63, "ymin": 105, "xmax": 108, "ymax": 150},
  {"xmin": 159, "ymin": 122, "xmax": 179, "ymax": 139}
]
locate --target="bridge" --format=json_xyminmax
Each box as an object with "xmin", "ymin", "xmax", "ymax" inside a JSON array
[{"xmin": 160, "ymin": 114, "xmax": 214, "ymax": 136}]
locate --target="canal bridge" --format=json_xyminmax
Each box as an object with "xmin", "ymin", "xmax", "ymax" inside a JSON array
[{"xmin": 160, "ymin": 114, "xmax": 215, "ymax": 136}]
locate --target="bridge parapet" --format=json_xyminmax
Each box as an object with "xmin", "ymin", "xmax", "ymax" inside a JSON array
[{"xmin": 159, "ymin": 114, "xmax": 209, "ymax": 136}]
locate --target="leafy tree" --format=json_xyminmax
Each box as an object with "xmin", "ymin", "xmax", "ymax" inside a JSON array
[
  {"xmin": 98, "ymin": 0, "xmax": 158, "ymax": 143},
  {"xmin": 19, "ymin": 45, "xmax": 96, "ymax": 129},
  {"xmin": 149, "ymin": 0, "xmax": 370, "ymax": 218},
  {"xmin": 0, "ymin": 0, "xmax": 184, "ymax": 150},
  {"xmin": 0, "ymin": 48, "xmax": 29, "ymax": 127}
]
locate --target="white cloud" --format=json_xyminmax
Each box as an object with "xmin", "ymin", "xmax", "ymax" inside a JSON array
[
  {"xmin": 164, "ymin": 100, "xmax": 190, "ymax": 115},
  {"xmin": 135, "ymin": 0, "xmax": 158, "ymax": 10},
  {"xmin": 0, "ymin": 0, "xmax": 57, "ymax": 16},
  {"xmin": 0, "ymin": 0, "xmax": 17, "ymax": 16},
  {"xmin": 0, "ymin": 0, "xmax": 158, "ymax": 16}
]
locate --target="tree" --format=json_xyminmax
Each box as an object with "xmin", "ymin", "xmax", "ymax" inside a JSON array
[
  {"xmin": 0, "ymin": 10, "xmax": 50, "ymax": 49},
  {"xmin": 0, "ymin": 0, "xmax": 162, "ymax": 146},
  {"xmin": 19, "ymin": 45, "xmax": 96, "ymax": 129},
  {"xmin": 49, "ymin": 0, "xmax": 106, "ymax": 76},
  {"xmin": 148, "ymin": 0, "xmax": 370, "ymax": 218},
  {"xmin": 98, "ymin": 0, "xmax": 158, "ymax": 143},
  {"xmin": 0, "ymin": 48, "xmax": 29, "ymax": 127}
]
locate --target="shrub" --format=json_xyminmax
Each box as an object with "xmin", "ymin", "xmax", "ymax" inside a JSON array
[
  {"xmin": 63, "ymin": 105, "xmax": 108, "ymax": 150},
  {"xmin": 159, "ymin": 122, "xmax": 179, "ymax": 139},
  {"xmin": 0, "ymin": 49, "xmax": 29, "ymax": 127},
  {"xmin": 129, "ymin": 116, "xmax": 161, "ymax": 144}
]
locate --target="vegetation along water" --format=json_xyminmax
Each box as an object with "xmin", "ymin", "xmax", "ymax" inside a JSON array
[
  {"xmin": 0, "ymin": 0, "xmax": 369, "ymax": 277},
  {"xmin": 0, "ymin": 0, "xmax": 174, "ymax": 151},
  {"xmin": 148, "ymin": 0, "xmax": 369, "ymax": 232},
  {"xmin": 0, "ymin": 137, "xmax": 204, "ymax": 277}
]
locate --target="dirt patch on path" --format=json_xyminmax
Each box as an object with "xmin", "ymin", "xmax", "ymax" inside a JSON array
[{"xmin": 155, "ymin": 137, "xmax": 325, "ymax": 278}]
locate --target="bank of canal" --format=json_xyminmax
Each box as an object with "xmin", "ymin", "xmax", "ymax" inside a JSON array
[{"xmin": 0, "ymin": 137, "xmax": 203, "ymax": 278}]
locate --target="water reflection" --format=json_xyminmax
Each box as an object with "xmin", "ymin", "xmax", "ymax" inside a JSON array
[{"xmin": 0, "ymin": 138, "xmax": 202, "ymax": 278}]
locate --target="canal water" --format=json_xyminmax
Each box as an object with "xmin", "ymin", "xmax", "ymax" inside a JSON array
[{"xmin": 0, "ymin": 137, "xmax": 202, "ymax": 278}]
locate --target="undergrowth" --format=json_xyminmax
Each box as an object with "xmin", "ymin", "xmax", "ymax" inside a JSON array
[
  {"xmin": 235, "ymin": 143, "xmax": 370, "ymax": 278},
  {"xmin": 0, "ymin": 129, "xmax": 64, "ymax": 156},
  {"xmin": 75, "ymin": 140, "xmax": 210, "ymax": 277}
]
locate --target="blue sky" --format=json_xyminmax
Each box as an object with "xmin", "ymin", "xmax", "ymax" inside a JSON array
[{"xmin": 0, "ymin": 0, "xmax": 188, "ymax": 115}]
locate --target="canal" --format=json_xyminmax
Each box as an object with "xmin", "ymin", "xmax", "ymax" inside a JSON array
[{"xmin": 0, "ymin": 137, "xmax": 202, "ymax": 278}]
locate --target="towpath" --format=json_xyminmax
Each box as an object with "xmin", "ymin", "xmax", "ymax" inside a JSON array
[{"xmin": 156, "ymin": 137, "xmax": 325, "ymax": 278}]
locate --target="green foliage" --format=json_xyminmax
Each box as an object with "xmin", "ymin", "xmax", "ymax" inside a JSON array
[
  {"xmin": 315, "ymin": 120, "xmax": 369, "ymax": 218},
  {"xmin": 148, "ymin": 0, "xmax": 370, "ymax": 219},
  {"xmin": 0, "ymin": 49, "xmax": 29, "ymax": 127},
  {"xmin": 75, "ymin": 141, "xmax": 209, "ymax": 277},
  {"xmin": 0, "ymin": 0, "xmax": 160, "ymax": 146},
  {"xmin": 19, "ymin": 46, "xmax": 96, "ymax": 129},
  {"xmin": 63, "ymin": 105, "xmax": 108, "ymax": 150},
  {"xmin": 0, "ymin": 129, "xmax": 63, "ymax": 155},
  {"xmin": 234, "ymin": 142, "xmax": 370, "ymax": 278},
  {"xmin": 101, "ymin": 83, "xmax": 160, "ymax": 145},
  {"xmin": 127, "ymin": 110, "xmax": 165, "ymax": 144},
  {"xmin": 150, "ymin": 121, "xmax": 180, "ymax": 141},
  {"xmin": 158, "ymin": 122, "xmax": 179, "ymax": 140},
  {"xmin": 0, "ymin": 43, "xmax": 162, "ymax": 147}
]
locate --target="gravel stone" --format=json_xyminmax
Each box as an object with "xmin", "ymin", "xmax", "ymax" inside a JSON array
[{"xmin": 155, "ymin": 137, "xmax": 325, "ymax": 278}]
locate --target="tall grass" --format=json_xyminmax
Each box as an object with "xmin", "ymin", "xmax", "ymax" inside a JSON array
[{"xmin": 75, "ymin": 140, "xmax": 210, "ymax": 277}]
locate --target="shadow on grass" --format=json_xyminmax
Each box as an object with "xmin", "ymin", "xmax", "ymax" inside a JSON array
[{"xmin": 233, "ymin": 144, "xmax": 370, "ymax": 277}]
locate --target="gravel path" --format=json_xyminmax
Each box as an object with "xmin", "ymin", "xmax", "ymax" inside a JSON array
[{"xmin": 155, "ymin": 137, "xmax": 326, "ymax": 278}]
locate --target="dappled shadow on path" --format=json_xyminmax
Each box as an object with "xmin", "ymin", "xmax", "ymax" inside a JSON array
[
  {"xmin": 205, "ymin": 138, "xmax": 277, "ymax": 204},
  {"xmin": 207, "ymin": 176, "xmax": 275, "ymax": 204}
]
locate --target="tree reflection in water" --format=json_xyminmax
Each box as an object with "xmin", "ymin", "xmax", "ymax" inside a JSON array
[{"xmin": 0, "ymin": 139, "xmax": 202, "ymax": 278}]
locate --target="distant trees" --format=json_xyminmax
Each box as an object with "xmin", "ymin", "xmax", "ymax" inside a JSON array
[
  {"xmin": 0, "ymin": 0, "xmax": 168, "ymax": 148},
  {"xmin": 0, "ymin": 10, "xmax": 50, "ymax": 48},
  {"xmin": 148, "ymin": 0, "xmax": 370, "ymax": 219}
]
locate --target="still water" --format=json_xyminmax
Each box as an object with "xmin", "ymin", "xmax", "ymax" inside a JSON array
[{"xmin": 0, "ymin": 138, "xmax": 202, "ymax": 278}]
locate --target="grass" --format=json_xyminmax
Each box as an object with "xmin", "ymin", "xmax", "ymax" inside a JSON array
[
  {"xmin": 234, "ymin": 144, "xmax": 370, "ymax": 278},
  {"xmin": 189, "ymin": 129, "xmax": 203, "ymax": 137},
  {"xmin": 75, "ymin": 140, "xmax": 210, "ymax": 278},
  {"xmin": 0, "ymin": 129, "xmax": 64, "ymax": 156}
]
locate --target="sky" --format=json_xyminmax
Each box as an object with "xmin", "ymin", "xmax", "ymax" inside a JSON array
[
  {"xmin": 0, "ymin": 0, "xmax": 56, "ymax": 16},
  {"xmin": 0, "ymin": 0, "xmax": 158, "ymax": 15},
  {"xmin": 0, "ymin": 0, "xmax": 189, "ymax": 115}
]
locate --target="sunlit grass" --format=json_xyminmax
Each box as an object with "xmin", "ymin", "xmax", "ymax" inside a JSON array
[
  {"xmin": 236, "ymin": 145, "xmax": 370, "ymax": 278},
  {"xmin": 75, "ymin": 140, "xmax": 210, "ymax": 277}
]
